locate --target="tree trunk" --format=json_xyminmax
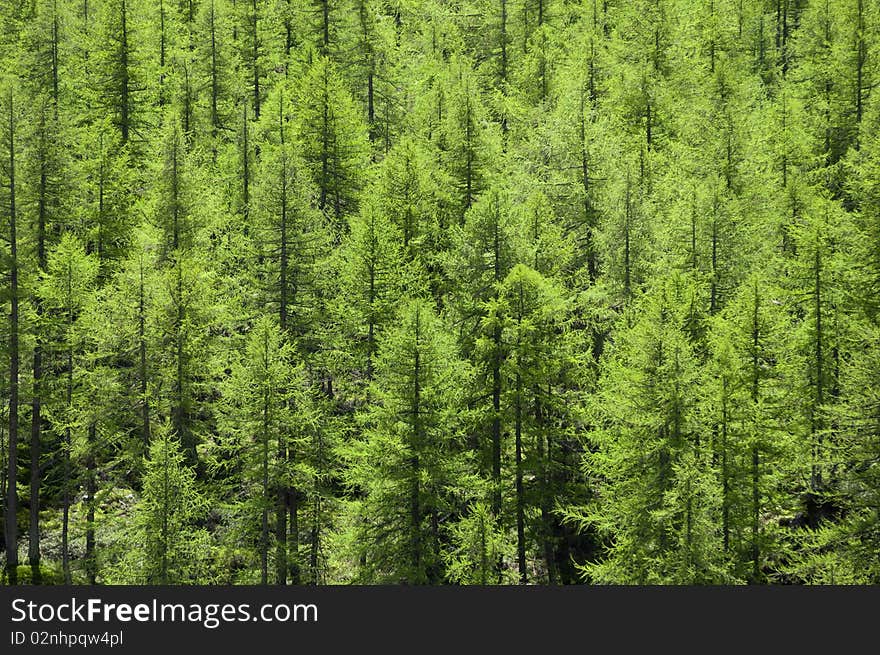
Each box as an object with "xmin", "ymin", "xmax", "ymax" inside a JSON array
[
  {"xmin": 120, "ymin": 0, "xmax": 130, "ymax": 143},
  {"xmin": 161, "ymin": 429, "xmax": 169, "ymax": 583},
  {"xmin": 535, "ymin": 390, "xmax": 555, "ymax": 584},
  {"xmin": 580, "ymin": 94, "xmax": 597, "ymax": 284},
  {"xmin": 51, "ymin": 1, "xmax": 59, "ymax": 116},
  {"xmin": 322, "ymin": 0, "xmax": 330, "ymax": 52},
  {"xmin": 500, "ymin": 0, "xmax": 507, "ymax": 86},
  {"xmin": 289, "ymin": 489, "xmax": 300, "ymax": 584},
  {"xmin": 5, "ymin": 92, "xmax": 19, "ymax": 585},
  {"xmin": 366, "ymin": 209, "xmax": 377, "ymax": 380},
  {"xmin": 319, "ymin": 69, "xmax": 329, "ymax": 214},
  {"xmin": 711, "ymin": 195, "xmax": 718, "ymax": 314},
  {"xmin": 491, "ymin": 207, "xmax": 503, "ymax": 522},
  {"xmin": 86, "ymin": 423, "xmax": 97, "ymax": 584},
  {"xmin": 139, "ymin": 255, "xmax": 150, "ymax": 451},
  {"xmin": 721, "ymin": 378, "xmax": 730, "ymax": 552},
  {"xmin": 276, "ymin": 95, "xmax": 289, "ymax": 586},
  {"xmin": 514, "ymin": 283, "xmax": 526, "ymax": 584},
  {"xmin": 410, "ymin": 309, "xmax": 423, "ymax": 582},
  {"xmin": 515, "ymin": 371, "xmax": 525, "ymax": 583},
  {"xmin": 310, "ymin": 495, "xmax": 320, "ymax": 584},
  {"xmin": 750, "ymin": 283, "xmax": 761, "ymax": 582},
  {"xmin": 173, "ymin": 259, "xmax": 192, "ymax": 462},
  {"xmin": 464, "ymin": 93, "xmax": 474, "ymax": 217},
  {"xmin": 159, "ymin": 0, "xmax": 166, "ymax": 105},
  {"xmin": 242, "ymin": 102, "xmax": 250, "ymax": 224},
  {"xmin": 367, "ymin": 67, "xmax": 375, "ymax": 140},
  {"xmin": 624, "ymin": 170, "xmax": 632, "ymax": 298},
  {"xmin": 812, "ymin": 241, "xmax": 824, "ymax": 492},
  {"xmin": 210, "ymin": 0, "xmax": 219, "ymax": 138},
  {"xmin": 62, "ymin": 261, "xmax": 74, "ymax": 585},
  {"xmin": 28, "ymin": 347, "xmax": 42, "ymax": 585},
  {"xmin": 856, "ymin": 0, "xmax": 865, "ymax": 127},
  {"xmin": 29, "ymin": 115, "xmax": 49, "ymax": 584},
  {"xmin": 275, "ymin": 436, "xmax": 287, "ymax": 585},
  {"xmin": 284, "ymin": 0, "xmax": 293, "ymax": 57},
  {"xmin": 251, "ymin": 0, "xmax": 260, "ymax": 119},
  {"xmin": 261, "ymin": 389, "xmax": 269, "ymax": 585}
]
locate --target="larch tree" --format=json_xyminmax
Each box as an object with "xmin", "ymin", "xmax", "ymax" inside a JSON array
[
  {"xmin": 448, "ymin": 187, "xmax": 522, "ymax": 523},
  {"xmin": 220, "ymin": 315, "xmax": 306, "ymax": 584},
  {"xmin": 93, "ymin": 0, "xmax": 143, "ymax": 148},
  {"xmin": 333, "ymin": 198, "xmax": 407, "ymax": 393},
  {"xmin": 37, "ymin": 232, "xmax": 99, "ymax": 583},
  {"xmin": 2, "ymin": 83, "xmax": 21, "ymax": 585},
  {"xmin": 252, "ymin": 85, "xmax": 330, "ymax": 584},
  {"xmin": 119, "ymin": 422, "xmax": 209, "ymax": 584},
  {"xmin": 783, "ymin": 195, "xmax": 853, "ymax": 528},
  {"xmin": 580, "ymin": 271, "xmax": 730, "ymax": 584},
  {"xmin": 293, "ymin": 55, "xmax": 370, "ymax": 234},
  {"xmin": 485, "ymin": 263, "xmax": 569, "ymax": 583},
  {"xmin": 705, "ymin": 273, "xmax": 797, "ymax": 582},
  {"xmin": 342, "ymin": 299, "xmax": 472, "ymax": 583},
  {"xmin": 440, "ymin": 59, "xmax": 497, "ymax": 224},
  {"xmin": 194, "ymin": 0, "xmax": 236, "ymax": 145}
]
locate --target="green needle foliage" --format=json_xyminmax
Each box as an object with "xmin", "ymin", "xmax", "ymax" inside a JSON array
[
  {"xmin": 339, "ymin": 299, "xmax": 473, "ymax": 584},
  {"xmin": 0, "ymin": 0, "xmax": 879, "ymax": 585},
  {"xmin": 115, "ymin": 423, "xmax": 210, "ymax": 584}
]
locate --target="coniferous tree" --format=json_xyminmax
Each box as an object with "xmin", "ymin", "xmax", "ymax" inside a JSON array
[
  {"xmin": 2, "ymin": 83, "xmax": 21, "ymax": 585},
  {"xmin": 117, "ymin": 422, "xmax": 210, "ymax": 584},
  {"xmin": 333, "ymin": 198, "xmax": 407, "ymax": 390},
  {"xmin": 94, "ymin": 0, "xmax": 142, "ymax": 147},
  {"xmin": 341, "ymin": 299, "xmax": 472, "ymax": 583},
  {"xmin": 580, "ymin": 272, "xmax": 730, "ymax": 584},
  {"xmin": 294, "ymin": 55, "xmax": 370, "ymax": 232},
  {"xmin": 486, "ymin": 263, "xmax": 569, "ymax": 583},
  {"xmin": 220, "ymin": 316, "xmax": 304, "ymax": 584},
  {"xmin": 0, "ymin": 0, "xmax": 878, "ymax": 589},
  {"xmin": 443, "ymin": 501, "xmax": 514, "ymax": 584},
  {"xmin": 37, "ymin": 232, "xmax": 99, "ymax": 583},
  {"xmin": 705, "ymin": 273, "xmax": 797, "ymax": 582},
  {"xmin": 448, "ymin": 188, "xmax": 521, "ymax": 523}
]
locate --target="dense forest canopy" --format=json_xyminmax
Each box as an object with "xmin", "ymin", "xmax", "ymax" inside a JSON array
[{"xmin": 0, "ymin": 0, "xmax": 879, "ymax": 585}]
